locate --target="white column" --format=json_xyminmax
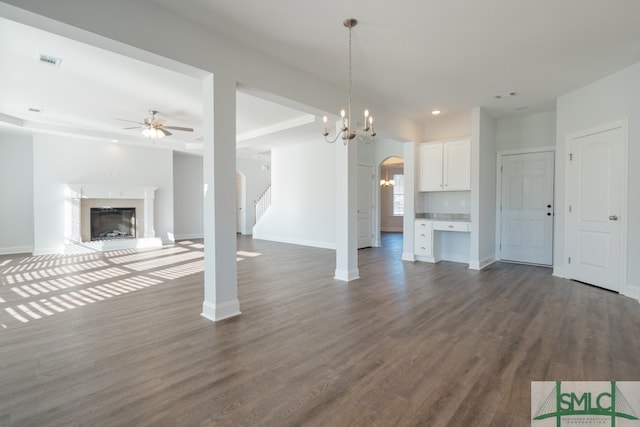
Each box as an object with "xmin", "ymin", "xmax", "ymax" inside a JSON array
[
  {"xmin": 335, "ymin": 139, "xmax": 360, "ymax": 281},
  {"xmin": 201, "ymin": 73, "xmax": 241, "ymax": 321},
  {"xmin": 402, "ymin": 141, "xmax": 417, "ymax": 261}
]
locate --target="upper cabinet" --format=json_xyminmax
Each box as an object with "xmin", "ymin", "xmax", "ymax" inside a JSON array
[{"xmin": 419, "ymin": 138, "xmax": 471, "ymax": 191}]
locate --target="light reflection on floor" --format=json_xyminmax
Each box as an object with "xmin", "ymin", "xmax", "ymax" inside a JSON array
[{"xmin": 0, "ymin": 241, "xmax": 261, "ymax": 329}]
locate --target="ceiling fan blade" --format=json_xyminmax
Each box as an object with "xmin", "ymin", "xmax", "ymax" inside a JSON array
[
  {"xmin": 116, "ymin": 118, "xmax": 144, "ymax": 125},
  {"xmin": 122, "ymin": 126, "xmax": 142, "ymax": 130},
  {"xmin": 159, "ymin": 128, "xmax": 172, "ymax": 136},
  {"xmin": 163, "ymin": 126, "xmax": 194, "ymax": 132}
]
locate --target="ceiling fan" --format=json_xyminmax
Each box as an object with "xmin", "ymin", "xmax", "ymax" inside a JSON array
[{"xmin": 119, "ymin": 110, "xmax": 194, "ymax": 139}]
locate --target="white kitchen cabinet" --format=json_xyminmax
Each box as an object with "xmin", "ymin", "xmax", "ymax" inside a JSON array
[
  {"xmin": 414, "ymin": 219, "xmax": 471, "ymax": 264},
  {"xmin": 419, "ymin": 138, "xmax": 471, "ymax": 191},
  {"xmin": 414, "ymin": 220, "xmax": 433, "ymax": 258}
]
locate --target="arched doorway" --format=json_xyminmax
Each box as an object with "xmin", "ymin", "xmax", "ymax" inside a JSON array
[{"xmin": 378, "ymin": 156, "xmax": 404, "ymax": 247}]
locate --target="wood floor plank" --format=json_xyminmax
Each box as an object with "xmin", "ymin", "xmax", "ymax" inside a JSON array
[{"xmin": 1, "ymin": 233, "xmax": 639, "ymax": 426}]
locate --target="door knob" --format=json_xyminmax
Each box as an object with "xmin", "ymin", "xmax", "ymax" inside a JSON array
[{"xmin": 609, "ymin": 215, "xmax": 618, "ymax": 221}]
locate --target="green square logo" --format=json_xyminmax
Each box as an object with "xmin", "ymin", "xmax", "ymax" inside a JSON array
[{"xmin": 532, "ymin": 381, "xmax": 640, "ymax": 426}]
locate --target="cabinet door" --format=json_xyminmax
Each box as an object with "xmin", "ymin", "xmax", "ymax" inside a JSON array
[
  {"xmin": 419, "ymin": 143, "xmax": 443, "ymax": 191},
  {"xmin": 414, "ymin": 220, "xmax": 433, "ymax": 256},
  {"xmin": 443, "ymin": 139, "xmax": 470, "ymax": 191}
]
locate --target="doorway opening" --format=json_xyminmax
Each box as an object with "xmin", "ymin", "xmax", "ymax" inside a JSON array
[{"xmin": 378, "ymin": 156, "xmax": 404, "ymax": 247}]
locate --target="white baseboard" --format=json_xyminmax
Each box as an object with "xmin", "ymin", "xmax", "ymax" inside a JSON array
[
  {"xmin": 468, "ymin": 256, "xmax": 496, "ymax": 271},
  {"xmin": 252, "ymin": 232, "xmax": 335, "ymax": 250},
  {"xmin": 201, "ymin": 299, "xmax": 241, "ymax": 322},
  {"xmin": 62, "ymin": 238, "xmax": 163, "ymax": 254},
  {"xmin": 402, "ymin": 251, "xmax": 415, "ymax": 262},
  {"xmin": 0, "ymin": 246, "xmax": 33, "ymax": 255},
  {"xmin": 620, "ymin": 284, "xmax": 640, "ymax": 302},
  {"xmin": 334, "ymin": 268, "xmax": 360, "ymax": 281},
  {"xmin": 552, "ymin": 267, "xmax": 570, "ymax": 279},
  {"xmin": 174, "ymin": 233, "xmax": 204, "ymax": 241},
  {"xmin": 381, "ymin": 227, "xmax": 403, "ymax": 232}
]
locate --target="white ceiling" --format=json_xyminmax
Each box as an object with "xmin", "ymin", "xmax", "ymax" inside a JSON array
[{"xmin": 2, "ymin": 0, "xmax": 640, "ymax": 153}]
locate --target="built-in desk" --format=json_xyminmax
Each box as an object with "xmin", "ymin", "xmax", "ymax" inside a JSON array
[{"xmin": 414, "ymin": 214, "xmax": 471, "ymax": 264}]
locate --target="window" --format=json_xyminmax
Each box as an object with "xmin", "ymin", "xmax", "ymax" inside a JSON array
[{"xmin": 392, "ymin": 174, "xmax": 404, "ymax": 216}]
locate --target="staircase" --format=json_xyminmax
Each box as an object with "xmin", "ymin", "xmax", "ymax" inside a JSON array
[{"xmin": 254, "ymin": 185, "xmax": 271, "ymax": 224}]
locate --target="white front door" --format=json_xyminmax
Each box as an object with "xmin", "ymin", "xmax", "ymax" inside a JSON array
[
  {"xmin": 500, "ymin": 151, "xmax": 555, "ymax": 265},
  {"xmin": 358, "ymin": 164, "xmax": 374, "ymax": 249},
  {"xmin": 567, "ymin": 124, "xmax": 626, "ymax": 292}
]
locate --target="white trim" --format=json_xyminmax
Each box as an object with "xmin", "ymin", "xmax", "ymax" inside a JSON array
[
  {"xmin": 174, "ymin": 233, "xmax": 204, "ymax": 241},
  {"xmin": 0, "ymin": 246, "xmax": 33, "ymax": 255},
  {"xmin": 381, "ymin": 227, "xmax": 404, "ymax": 232},
  {"xmin": 620, "ymin": 284, "xmax": 640, "ymax": 301},
  {"xmin": 401, "ymin": 251, "xmax": 415, "ymax": 262},
  {"xmin": 201, "ymin": 299, "xmax": 241, "ymax": 322},
  {"xmin": 251, "ymin": 233, "xmax": 335, "ymax": 250},
  {"xmin": 468, "ymin": 255, "xmax": 496, "ymax": 270},
  {"xmin": 552, "ymin": 267, "xmax": 570, "ymax": 279},
  {"xmin": 63, "ymin": 237, "xmax": 163, "ymax": 254},
  {"xmin": 334, "ymin": 268, "xmax": 360, "ymax": 281},
  {"xmin": 495, "ymin": 147, "xmax": 556, "ymax": 265},
  {"xmin": 564, "ymin": 119, "xmax": 628, "ymax": 293}
]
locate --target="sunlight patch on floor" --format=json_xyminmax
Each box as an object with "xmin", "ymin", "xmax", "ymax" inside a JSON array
[{"xmin": 1, "ymin": 243, "xmax": 262, "ymax": 328}]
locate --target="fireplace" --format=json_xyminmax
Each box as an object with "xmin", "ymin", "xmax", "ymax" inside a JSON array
[
  {"xmin": 90, "ymin": 207, "xmax": 136, "ymax": 241},
  {"xmin": 64, "ymin": 184, "xmax": 161, "ymax": 253}
]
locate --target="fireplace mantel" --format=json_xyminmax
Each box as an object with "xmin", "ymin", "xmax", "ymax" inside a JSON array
[{"xmin": 64, "ymin": 184, "xmax": 162, "ymax": 253}]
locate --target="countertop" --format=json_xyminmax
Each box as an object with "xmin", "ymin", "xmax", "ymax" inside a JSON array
[{"xmin": 415, "ymin": 213, "xmax": 471, "ymax": 222}]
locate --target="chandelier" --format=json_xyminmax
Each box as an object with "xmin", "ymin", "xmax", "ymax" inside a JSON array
[
  {"xmin": 380, "ymin": 166, "xmax": 395, "ymax": 187},
  {"xmin": 322, "ymin": 18, "xmax": 376, "ymax": 144}
]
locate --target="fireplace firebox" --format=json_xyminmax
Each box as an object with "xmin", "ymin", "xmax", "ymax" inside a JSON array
[{"xmin": 90, "ymin": 207, "xmax": 136, "ymax": 241}]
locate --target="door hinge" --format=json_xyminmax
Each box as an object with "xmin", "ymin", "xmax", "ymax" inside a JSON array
[
  {"xmin": 568, "ymin": 205, "xmax": 572, "ymax": 213},
  {"xmin": 568, "ymin": 256, "xmax": 571, "ymax": 264},
  {"xmin": 500, "ymin": 165, "xmax": 503, "ymax": 173},
  {"xmin": 569, "ymin": 153, "xmax": 573, "ymax": 161}
]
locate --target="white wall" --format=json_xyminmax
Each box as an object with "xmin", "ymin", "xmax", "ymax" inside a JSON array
[
  {"xmin": 555, "ymin": 60, "xmax": 640, "ymax": 297},
  {"xmin": 424, "ymin": 111, "xmax": 472, "ymax": 141},
  {"xmin": 496, "ymin": 112, "xmax": 556, "ymax": 152},
  {"xmin": 253, "ymin": 141, "xmax": 335, "ymax": 248},
  {"xmin": 237, "ymin": 156, "xmax": 271, "ymax": 234},
  {"xmin": 173, "ymin": 151, "xmax": 203, "ymax": 240},
  {"xmin": 0, "ymin": 133, "xmax": 33, "ymax": 254},
  {"xmin": 32, "ymin": 135, "xmax": 174, "ymax": 254}
]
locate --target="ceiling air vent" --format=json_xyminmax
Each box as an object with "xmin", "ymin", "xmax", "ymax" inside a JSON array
[{"xmin": 39, "ymin": 54, "xmax": 62, "ymax": 67}]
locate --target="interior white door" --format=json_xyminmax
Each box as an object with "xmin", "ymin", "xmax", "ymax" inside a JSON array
[
  {"xmin": 567, "ymin": 125, "xmax": 626, "ymax": 292},
  {"xmin": 500, "ymin": 151, "xmax": 554, "ymax": 265},
  {"xmin": 357, "ymin": 164, "xmax": 374, "ymax": 249}
]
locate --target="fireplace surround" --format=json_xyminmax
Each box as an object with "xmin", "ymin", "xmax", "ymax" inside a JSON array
[{"xmin": 65, "ymin": 184, "xmax": 161, "ymax": 252}]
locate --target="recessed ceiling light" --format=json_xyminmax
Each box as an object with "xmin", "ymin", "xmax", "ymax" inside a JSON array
[
  {"xmin": 111, "ymin": 139, "xmax": 119, "ymax": 143},
  {"xmin": 431, "ymin": 110, "xmax": 441, "ymax": 115},
  {"xmin": 28, "ymin": 107, "xmax": 43, "ymax": 113},
  {"xmin": 495, "ymin": 91, "xmax": 518, "ymax": 99}
]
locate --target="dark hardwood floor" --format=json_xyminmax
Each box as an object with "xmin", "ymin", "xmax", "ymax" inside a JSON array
[{"xmin": 0, "ymin": 233, "xmax": 638, "ymax": 426}]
